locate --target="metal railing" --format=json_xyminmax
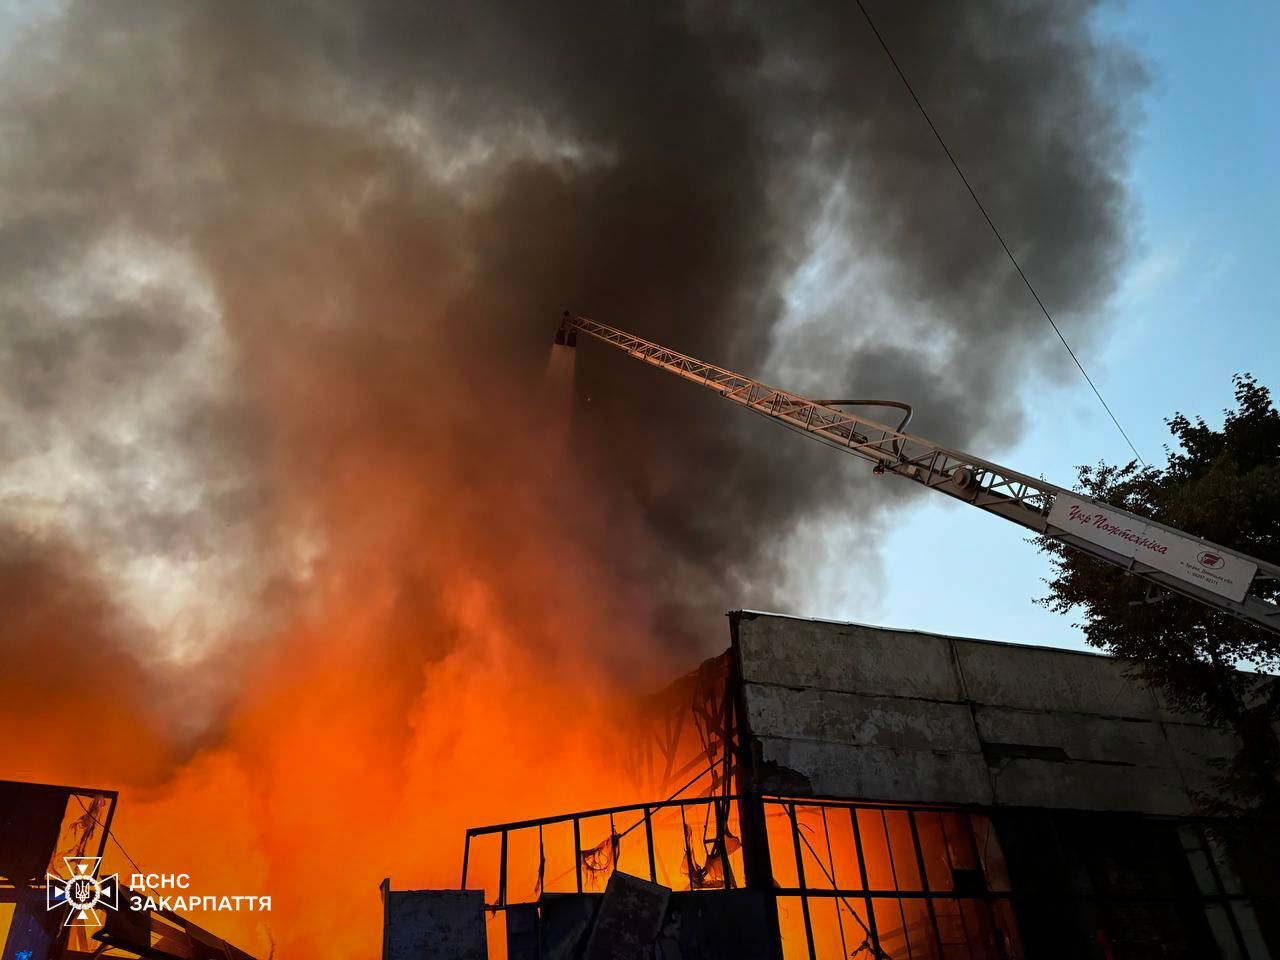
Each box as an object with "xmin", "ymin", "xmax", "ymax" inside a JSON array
[{"xmin": 461, "ymin": 793, "xmax": 740, "ymax": 907}]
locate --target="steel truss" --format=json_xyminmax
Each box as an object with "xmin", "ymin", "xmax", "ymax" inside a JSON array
[{"xmin": 559, "ymin": 313, "xmax": 1280, "ymax": 634}]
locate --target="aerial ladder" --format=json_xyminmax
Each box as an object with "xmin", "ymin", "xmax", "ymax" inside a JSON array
[{"xmin": 554, "ymin": 311, "xmax": 1280, "ymax": 635}]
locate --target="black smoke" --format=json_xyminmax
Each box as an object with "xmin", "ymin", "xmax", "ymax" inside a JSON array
[{"xmin": 0, "ymin": 0, "xmax": 1145, "ymax": 667}]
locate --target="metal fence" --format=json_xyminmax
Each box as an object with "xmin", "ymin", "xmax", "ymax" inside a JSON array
[{"xmin": 459, "ymin": 794, "xmax": 1272, "ymax": 959}]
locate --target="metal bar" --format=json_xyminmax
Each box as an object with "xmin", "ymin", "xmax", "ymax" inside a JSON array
[
  {"xmin": 1194, "ymin": 824, "xmax": 1250, "ymax": 958},
  {"xmin": 465, "ymin": 793, "xmax": 748, "ymax": 836},
  {"xmin": 474, "ymin": 792, "xmax": 1242, "ymax": 820},
  {"xmin": 538, "ymin": 824, "xmax": 546, "ymax": 898},
  {"xmin": 498, "ymin": 829, "xmax": 508, "ymax": 908},
  {"xmin": 463, "ymin": 793, "xmax": 1018, "ymax": 845},
  {"xmin": 479, "ymin": 886, "xmax": 1250, "ymax": 905},
  {"xmin": 645, "ymin": 807, "xmax": 657, "ymax": 884},
  {"xmin": 461, "ymin": 834, "xmax": 472, "ymax": 889},
  {"xmin": 573, "ymin": 817, "xmax": 583, "ymax": 894},
  {"xmin": 609, "ymin": 812, "xmax": 618, "ymax": 881},
  {"xmin": 821, "ymin": 807, "xmax": 848, "ymax": 957},
  {"xmin": 767, "ymin": 888, "xmax": 1243, "ymax": 901},
  {"xmin": 881, "ymin": 812, "xmax": 916, "ymax": 960},
  {"xmin": 881, "ymin": 813, "xmax": 902, "ymax": 891},
  {"xmin": 718, "ymin": 801, "xmax": 733, "ymax": 890},
  {"xmin": 0, "ymin": 778, "xmax": 120, "ymax": 799},
  {"xmin": 788, "ymin": 804, "xmax": 817, "ymax": 960},
  {"xmin": 956, "ymin": 813, "xmax": 985, "ymax": 882},
  {"xmin": 679, "ymin": 803, "xmax": 691, "ymax": 890},
  {"xmin": 96, "ymin": 792, "xmax": 118, "ymax": 864},
  {"xmin": 849, "ymin": 807, "xmax": 881, "ymax": 957},
  {"xmin": 947, "ymin": 819, "xmax": 983, "ymax": 960},
  {"xmin": 908, "ymin": 811, "xmax": 946, "ymax": 959},
  {"xmin": 952, "ymin": 897, "xmax": 977, "ymax": 958}
]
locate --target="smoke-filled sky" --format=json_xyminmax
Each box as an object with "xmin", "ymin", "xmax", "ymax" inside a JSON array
[
  {"xmin": 0, "ymin": 1, "xmax": 1152, "ymax": 956},
  {"xmin": 0, "ymin": 0, "xmax": 1144, "ymax": 654}
]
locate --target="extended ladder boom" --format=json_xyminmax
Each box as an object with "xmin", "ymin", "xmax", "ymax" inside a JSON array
[{"xmin": 555, "ymin": 312, "xmax": 1280, "ymax": 634}]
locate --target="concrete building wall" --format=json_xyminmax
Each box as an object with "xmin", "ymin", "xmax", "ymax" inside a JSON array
[{"xmin": 733, "ymin": 611, "xmax": 1238, "ymax": 816}]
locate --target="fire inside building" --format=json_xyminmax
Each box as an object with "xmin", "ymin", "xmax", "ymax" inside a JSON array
[
  {"xmin": 382, "ymin": 611, "xmax": 1278, "ymax": 960},
  {"xmin": 0, "ymin": 780, "xmax": 259, "ymax": 960}
]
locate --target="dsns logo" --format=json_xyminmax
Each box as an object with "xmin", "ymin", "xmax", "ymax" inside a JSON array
[
  {"xmin": 1197, "ymin": 550, "xmax": 1226, "ymax": 570},
  {"xmin": 47, "ymin": 857, "xmax": 118, "ymax": 928}
]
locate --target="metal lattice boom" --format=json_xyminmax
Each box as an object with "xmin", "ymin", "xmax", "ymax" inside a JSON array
[{"xmin": 557, "ymin": 312, "xmax": 1280, "ymax": 634}]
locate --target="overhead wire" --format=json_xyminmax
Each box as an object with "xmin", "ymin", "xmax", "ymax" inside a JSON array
[{"xmin": 852, "ymin": 0, "xmax": 1147, "ymax": 466}]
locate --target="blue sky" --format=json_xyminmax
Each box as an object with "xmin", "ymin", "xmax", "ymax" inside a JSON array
[{"xmin": 851, "ymin": 0, "xmax": 1280, "ymax": 651}]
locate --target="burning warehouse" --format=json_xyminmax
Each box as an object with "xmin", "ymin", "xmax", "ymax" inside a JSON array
[
  {"xmin": 4, "ymin": 610, "xmax": 1277, "ymax": 959},
  {"xmin": 2, "ymin": 2, "xmax": 1279, "ymax": 960},
  {"xmin": 383, "ymin": 612, "xmax": 1279, "ymax": 959}
]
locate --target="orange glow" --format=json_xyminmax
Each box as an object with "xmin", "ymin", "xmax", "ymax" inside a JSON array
[{"xmin": 0, "ymin": 342, "xmax": 690, "ymax": 958}]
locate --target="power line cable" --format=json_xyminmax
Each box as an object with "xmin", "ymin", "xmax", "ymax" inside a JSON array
[{"xmin": 853, "ymin": 0, "xmax": 1147, "ymax": 466}]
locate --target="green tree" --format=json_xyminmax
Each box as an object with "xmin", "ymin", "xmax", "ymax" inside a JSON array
[{"xmin": 1039, "ymin": 374, "xmax": 1280, "ymax": 822}]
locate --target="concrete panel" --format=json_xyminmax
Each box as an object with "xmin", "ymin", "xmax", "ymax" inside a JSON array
[
  {"xmin": 382, "ymin": 889, "xmax": 485, "ymax": 960},
  {"xmin": 973, "ymin": 706, "xmax": 1174, "ymax": 768},
  {"xmin": 583, "ymin": 871, "xmax": 670, "ymax": 959},
  {"xmin": 745, "ymin": 684, "xmax": 978, "ymax": 754},
  {"xmin": 989, "ymin": 756, "xmax": 1193, "ymax": 815},
  {"xmin": 738, "ymin": 615, "xmax": 962, "ymax": 701},
  {"xmin": 538, "ymin": 893, "xmax": 602, "ymax": 960},
  {"xmin": 756, "ymin": 735, "xmax": 993, "ymax": 805},
  {"xmin": 506, "ymin": 903, "xmax": 539, "ymax": 960},
  {"xmin": 956, "ymin": 641, "xmax": 1162, "ymax": 720},
  {"xmin": 733, "ymin": 613, "xmax": 1246, "ymax": 814},
  {"xmin": 661, "ymin": 890, "xmax": 774, "ymax": 959}
]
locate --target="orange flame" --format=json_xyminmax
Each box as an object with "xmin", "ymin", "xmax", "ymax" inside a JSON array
[{"xmin": 1, "ymin": 346, "xmax": 689, "ymax": 958}]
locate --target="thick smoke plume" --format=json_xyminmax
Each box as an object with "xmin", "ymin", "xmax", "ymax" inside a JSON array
[{"xmin": 0, "ymin": 1, "xmax": 1142, "ymax": 956}]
